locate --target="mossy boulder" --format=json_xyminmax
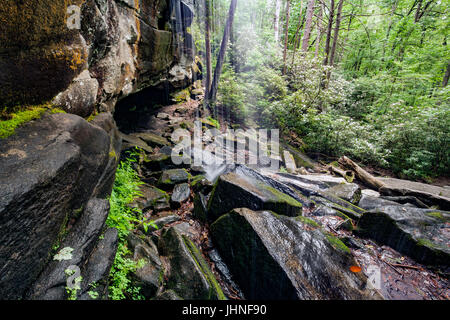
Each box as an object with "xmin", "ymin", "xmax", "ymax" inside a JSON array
[
  {"xmin": 120, "ymin": 132, "xmax": 153, "ymax": 154},
  {"xmin": 141, "ymin": 215, "xmax": 180, "ymax": 235},
  {"xmin": 158, "ymin": 169, "xmax": 189, "ymax": 188},
  {"xmin": 325, "ymin": 183, "xmax": 362, "ymax": 205},
  {"xmin": 143, "ymin": 153, "xmax": 172, "ymax": 171},
  {"xmin": 131, "ymin": 132, "xmax": 170, "ymax": 148},
  {"xmin": 356, "ymin": 206, "xmax": 450, "ymax": 267},
  {"xmin": 210, "ymin": 208, "xmax": 382, "ymax": 300},
  {"xmin": 131, "ymin": 184, "xmax": 169, "ymax": 212},
  {"xmin": 0, "ymin": 105, "xmax": 63, "ymax": 139},
  {"xmin": 311, "ymin": 192, "xmax": 365, "ymax": 220},
  {"xmin": 128, "ymin": 233, "xmax": 162, "ymax": 299},
  {"xmin": 158, "ymin": 227, "xmax": 226, "ymax": 300},
  {"xmin": 207, "ymin": 172, "xmax": 302, "ymax": 222}
]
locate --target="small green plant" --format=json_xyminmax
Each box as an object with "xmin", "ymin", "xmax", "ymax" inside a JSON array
[
  {"xmin": 88, "ymin": 290, "xmax": 99, "ymax": 300},
  {"xmin": 206, "ymin": 116, "xmax": 221, "ymax": 129},
  {"xmin": 106, "ymin": 151, "xmax": 154, "ymax": 300}
]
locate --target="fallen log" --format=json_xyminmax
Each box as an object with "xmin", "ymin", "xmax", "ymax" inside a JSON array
[
  {"xmin": 338, "ymin": 156, "xmax": 386, "ymax": 190},
  {"xmin": 327, "ymin": 164, "xmax": 355, "ymax": 183}
]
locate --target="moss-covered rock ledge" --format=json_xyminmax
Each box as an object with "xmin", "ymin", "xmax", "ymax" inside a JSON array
[{"xmin": 207, "ymin": 172, "xmax": 303, "ymax": 222}]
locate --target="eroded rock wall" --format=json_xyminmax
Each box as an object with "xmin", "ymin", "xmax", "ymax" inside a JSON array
[{"xmin": 0, "ymin": 0, "xmax": 195, "ymax": 116}]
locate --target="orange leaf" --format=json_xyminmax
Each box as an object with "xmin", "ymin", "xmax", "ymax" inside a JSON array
[{"xmin": 350, "ymin": 266, "xmax": 362, "ymax": 273}]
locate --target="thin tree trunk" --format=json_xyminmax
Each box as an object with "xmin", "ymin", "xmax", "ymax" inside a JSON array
[
  {"xmin": 301, "ymin": 0, "xmax": 316, "ymax": 52},
  {"xmin": 382, "ymin": 0, "xmax": 398, "ymax": 62},
  {"xmin": 274, "ymin": 0, "xmax": 282, "ymax": 42},
  {"xmin": 414, "ymin": 0, "xmax": 423, "ymax": 22},
  {"xmin": 208, "ymin": 0, "xmax": 238, "ymax": 103},
  {"xmin": 293, "ymin": 0, "xmax": 304, "ymax": 51},
  {"xmin": 323, "ymin": 0, "xmax": 335, "ymax": 66},
  {"xmin": 315, "ymin": 1, "xmax": 324, "ymax": 58},
  {"xmin": 204, "ymin": 0, "xmax": 212, "ymax": 99},
  {"xmin": 443, "ymin": 62, "xmax": 450, "ymax": 87},
  {"xmin": 328, "ymin": 0, "xmax": 344, "ymax": 67},
  {"xmin": 291, "ymin": 0, "xmax": 305, "ymax": 68},
  {"xmin": 325, "ymin": 0, "xmax": 343, "ymax": 85},
  {"xmin": 282, "ymin": 0, "xmax": 292, "ymax": 75}
]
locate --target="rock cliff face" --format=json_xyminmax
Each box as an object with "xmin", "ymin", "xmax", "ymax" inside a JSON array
[
  {"xmin": 0, "ymin": 0, "xmax": 195, "ymax": 115},
  {"xmin": 0, "ymin": 0, "xmax": 196, "ymax": 300},
  {"xmin": 0, "ymin": 112, "xmax": 121, "ymax": 299}
]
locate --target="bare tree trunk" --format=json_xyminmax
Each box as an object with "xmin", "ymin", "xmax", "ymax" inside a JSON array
[
  {"xmin": 325, "ymin": 0, "xmax": 343, "ymax": 86},
  {"xmin": 328, "ymin": 0, "xmax": 344, "ymax": 67},
  {"xmin": 282, "ymin": 0, "xmax": 292, "ymax": 75},
  {"xmin": 301, "ymin": 0, "xmax": 316, "ymax": 52},
  {"xmin": 204, "ymin": 0, "xmax": 212, "ymax": 99},
  {"xmin": 443, "ymin": 61, "xmax": 450, "ymax": 87},
  {"xmin": 323, "ymin": 0, "xmax": 335, "ymax": 66},
  {"xmin": 414, "ymin": 0, "xmax": 423, "ymax": 22},
  {"xmin": 292, "ymin": 0, "xmax": 304, "ymax": 50},
  {"xmin": 315, "ymin": 1, "xmax": 324, "ymax": 58},
  {"xmin": 290, "ymin": 0, "xmax": 305, "ymax": 68},
  {"xmin": 274, "ymin": 0, "xmax": 282, "ymax": 42},
  {"xmin": 208, "ymin": 0, "xmax": 238, "ymax": 103}
]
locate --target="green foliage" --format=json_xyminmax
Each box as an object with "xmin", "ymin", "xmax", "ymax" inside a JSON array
[
  {"xmin": 206, "ymin": 116, "xmax": 220, "ymax": 129},
  {"xmin": 108, "ymin": 243, "xmax": 146, "ymax": 301},
  {"xmin": 106, "ymin": 157, "xmax": 143, "ymax": 239},
  {"xmin": 217, "ymin": 65, "xmax": 248, "ymax": 121},
  {"xmin": 106, "ymin": 149, "xmax": 153, "ymax": 300}
]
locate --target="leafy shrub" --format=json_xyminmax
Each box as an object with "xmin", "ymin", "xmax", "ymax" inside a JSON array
[{"xmin": 217, "ymin": 65, "xmax": 248, "ymax": 121}]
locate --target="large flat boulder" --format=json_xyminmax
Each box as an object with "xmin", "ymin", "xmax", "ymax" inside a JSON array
[
  {"xmin": 210, "ymin": 208, "xmax": 382, "ymax": 300},
  {"xmin": 131, "ymin": 132, "xmax": 170, "ymax": 148},
  {"xmin": 0, "ymin": 113, "xmax": 117, "ymax": 299},
  {"xmin": 207, "ymin": 172, "xmax": 303, "ymax": 222},
  {"xmin": 379, "ymin": 177, "xmax": 450, "ymax": 210},
  {"xmin": 356, "ymin": 206, "xmax": 450, "ymax": 267}
]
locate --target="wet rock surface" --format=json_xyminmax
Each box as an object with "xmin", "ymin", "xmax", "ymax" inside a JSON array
[
  {"xmin": 113, "ymin": 99, "xmax": 449, "ymax": 301},
  {"xmin": 29, "ymin": 198, "xmax": 110, "ymax": 300},
  {"xmin": 158, "ymin": 227, "xmax": 225, "ymax": 300},
  {"xmin": 0, "ymin": 113, "xmax": 119, "ymax": 300},
  {"xmin": 326, "ymin": 183, "xmax": 362, "ymax": 205},
  {"xmin": 2, "ymin": 93, "xmax": 448, "ymax": 301},
  {"xmin": 79, "ymin": 228, "xmax": 118, "ymax": 300},
  {"xmin": 211, "ymin": 208, "xmax": 382, "ymax": 300},
  {"xmin": 356, "ymin": 206, "xmax": 450, "ymax": 267}
]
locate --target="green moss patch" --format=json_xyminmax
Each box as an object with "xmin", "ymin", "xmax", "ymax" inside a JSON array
[
  {"xmin": 261, "ymin": 184, "xmax": 303, "ymax": 209},
  {"xmin": 295, "ymin": 216, "xmax": 321, "ymax": 228},
  {"xmin": 0, "ymin": 104, "xmax": 64, "ymax": 139},
  {"xmin": 324, "ymin": 232, "xmax": 351, "ymax": 254},
  {"xmin": 425, "ymin": 211, "xmax": 447, "ymax": 222}
]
